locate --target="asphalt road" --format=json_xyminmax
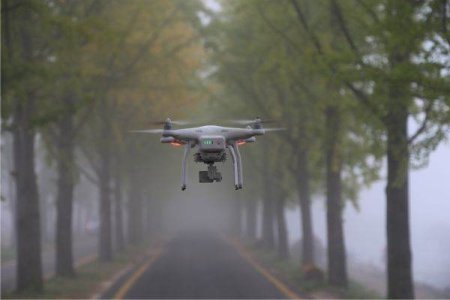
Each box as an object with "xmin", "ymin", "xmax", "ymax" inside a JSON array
[
  {"xmin": 1, "ymin": 234, "xmax": 97, "ymax": 292},
  {"xmin": 104, "ymin": 233, "xmax": 295, "ymax": 299}
]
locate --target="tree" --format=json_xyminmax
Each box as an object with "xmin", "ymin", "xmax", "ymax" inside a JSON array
[
  {"xmin": 1, "ymin": 0, "xmax": 53, "ymax": 291},
  {"xmin": 39, "ymin": 0, "xmax": 114, "ymax": 274},
  {"xmin": 210, "ymin": 1, "xmax": 389, "ymax": 289},
  {"xmin": 74, "ymin": 0, "xmax": 206, "ymax": 255},
  {"xmin": 287, "ymin": 0, "xmax": 450, "ymax": 296}
]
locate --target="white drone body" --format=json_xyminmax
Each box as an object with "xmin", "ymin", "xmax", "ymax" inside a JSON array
[{"xmin": 133, "ymin": 118, "xmax": 281, "ymax": 190}]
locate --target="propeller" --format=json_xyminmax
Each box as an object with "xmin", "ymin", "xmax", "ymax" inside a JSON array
[
  {"xmin": 227, "ymin": 118, "xmax": 279, "ymax": 125},
  {"xmin": 149, "ymin": 120, "xmax": 192, "ymax": 126},
  {"xmin": 130, "ymin": 118, "xmax": 193, "ymax": 133},
  {"xmin": 264, "ymin": 127, "xmax": 286, "ymax": 132},
  {"xmin": 129, "ymin": 129, "xmax": 165, "ymax": 134}
]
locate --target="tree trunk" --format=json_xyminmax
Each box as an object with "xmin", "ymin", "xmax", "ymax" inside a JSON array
[
  {"xmin": 13, "ymin": 4, "xmax": 43, "ymax": 291},
  {"xmin": 245, "ymin": 199, "xmax": 257, "ymax": 240},
  {"xmin": 114, "ymin": 171, "xmax": 125, "ymax": 252},
  {"xmin": 39, "ymin": 196, "xmax": 48, "ymax": 243},
  {"xmin": 13, "ymin": 98, "xmax": 43, "ymax": 292},
  {"xmin": 386, "ymin": 72, "xmax": 414, "ymax": 299},
  {"xmin": 98, "ymin": 154, "xmax": 112, "ymax": 261},
  {"xmin": 384, "ymin": 2, "xmax": 414, "ymax": 296},
  {"xmin": 261, "ymin": 143, "xmax": 275, "ymax": 248},
  {"xmin": 275, "ymin": 196, "xmax": 289, "ymax": 260},
  {"xmin": 55, "ymin": 105, "xmax": 76, "ymax": 276},
  {"xmin": 262, "ymin": 193, "xmax": 274, "ymax": 248},
  {"xmin": 325, "ymin": 106, "xmax": 348, "ymax": 287},
  {"xmin": 98, "ymin": 107, "xmax": 113, "ymax": 262},
  {"xmin": 128, "ymin": 171, "xmax": 143, "ymax": 244},
  {"xmin": 297, "ymin": 148, "xmax": 314, "ymax": 266}
]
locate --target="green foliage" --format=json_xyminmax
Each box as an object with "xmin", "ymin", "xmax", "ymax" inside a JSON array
[
  {"xmin": 207, "ymin": 0, "xmax": 390, "ymax": 207},
  {"xmin": 2, "ymin": 0, "xmax": 207, "ymax": 185},
  {"xmin": 208, "ymin": 0, "xmax": 449, "ymax": 207}
]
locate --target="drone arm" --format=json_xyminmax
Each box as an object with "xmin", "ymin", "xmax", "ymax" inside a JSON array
[
  {"xmin": 228, "ymin": 146, "xmax": 239, "ymax": 189},
  {"xmin": 181, "ymin": 142, "xmax": 191, "ymax": 190},
  {"xmin": 231, "ymin": 142, "xmax": 243, "ymax": 189}
]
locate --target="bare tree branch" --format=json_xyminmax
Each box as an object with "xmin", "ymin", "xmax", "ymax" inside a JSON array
[
  {"xmin": 118, "ymin": 8, "xmax": 180, "ymax": 79},
  {"xmin": 331, "ymin": 0, "xmax": 360, "ymax": 57},
  {"xmin": 440, "ymin": 0, "xmax": 450, "ymax": 46},
  {"xmin": 256, "ymin": 4, "xmax": 304, "ymax": 55},
  {"xmin": 289, "ymin": 0, "xmax": 385, "ymax": 122},
  {"xmin": 355, "ymin": 0, "xmax": 380, "ymax": 24},
  {"xmin": 408, "ymin": 100, "xmax": 435, "ymax": 144},
  {"xmin": 290, "ymin": 0, "xmax": 323, "ymax": 55}
]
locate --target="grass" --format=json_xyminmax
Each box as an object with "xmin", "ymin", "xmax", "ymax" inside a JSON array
[
  {"xmin": 3, "ymin": 242, "xmax": 151, "ymax": 299},
  {"xmin": 246, "ymin": 240, "xmax": 382, "ymax": 299}
]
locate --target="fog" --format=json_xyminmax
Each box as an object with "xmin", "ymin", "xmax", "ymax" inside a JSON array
[
  {"xmin": 285, "ymin": 143, "xmax": 450, "ymax": 289},
  {"xmin": 2, "ymin": 0, "xmax": 449, "ymax": 298},
  {"xmin": 160, "ymin": 156, "xmax": 237, "ymax": 234},
  {"xmin": 2, "ymin": 128, "xmax": 449, "ymax": 295},
  {"xmin": 147, "ymin": 138, "xmax": 450, "ymax": 290},
  {"xmin": 155, "ymin": 141, "xmax": 450, "ymax": 290}
]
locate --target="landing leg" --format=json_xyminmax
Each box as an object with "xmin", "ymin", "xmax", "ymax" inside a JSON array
[
  {"xmin": 228, "ymin": 146, "xmax": 239, "ymax": 189},
  {"xmin": 181, "ymin": 143, "xmax": 191, "ymax": 190},
  {"xmin": 231, "ymin": 143, "xmax": 243, "ymax": 189}
]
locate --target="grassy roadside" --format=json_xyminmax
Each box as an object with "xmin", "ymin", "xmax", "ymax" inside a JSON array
[
  {"xmin": 2, "ymin": 241, "xmax": 153, "ymax": 299},
  {"xmin": 243, "ymin": 239, "xmax": 381, "ymax": 299}
]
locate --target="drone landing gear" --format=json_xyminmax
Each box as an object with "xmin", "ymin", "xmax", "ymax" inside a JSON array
[
  {"xmin": 181, "ymin": 143, "xmax": 192, "ymax": 191},
  {"xmin": 199, "ymin": 164, "xmax": 222, "ymax": 183},
  {"xmin": 228, "ymin": 143, "xmax": 243, "ymax": 190}
]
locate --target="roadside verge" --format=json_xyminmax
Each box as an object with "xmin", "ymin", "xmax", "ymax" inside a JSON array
[
  {"xmin": 227, "ymin": 237, "xmax": 306, "ymax": 299},
  {"xmin": 2, "ymin": 239, "xmax": 163, "ymax": 299},
  {"xmin": 231, "ymin": 238, "xmax": 380, "ymax": 299}
]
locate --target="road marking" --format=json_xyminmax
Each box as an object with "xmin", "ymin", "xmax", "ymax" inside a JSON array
[
  {"xmin": 113, "ymin": 246, "xmax": 163, "ymax": 300},
  {"xmin": 229, "ymin": 238, "xmax": 302, "ymax": 299}
]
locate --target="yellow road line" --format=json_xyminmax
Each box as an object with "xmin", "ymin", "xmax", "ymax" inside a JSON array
[
  {"xmin": 229, "ymin": 238, "xmax": 302, "ymax": 299},
  {"xmin": 113, "ymin": 246, "xmax": 163, "ymax": 300}
]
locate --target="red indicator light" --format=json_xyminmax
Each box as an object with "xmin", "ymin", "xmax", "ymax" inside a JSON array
[
  {"xmin": 171, "ymin": 142, "xmax": 183, "ymax": 147},
  {"xmin": 237, "ymin": 140, "xmax": 246, "ymax": 146}
]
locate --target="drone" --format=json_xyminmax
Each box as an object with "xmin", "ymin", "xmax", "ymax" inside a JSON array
[{"xmin": 132, "ymin": 117, "xmax": 283, "ymax": 190}]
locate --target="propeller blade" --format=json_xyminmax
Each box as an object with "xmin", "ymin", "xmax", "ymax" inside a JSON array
[
  {"xmin": 129, "ymin": 129, "xmax": 165, "ymax": 134},
  {"xmin": 228, "ymin": 119, "xmax": 254, "ymax": 125},
  {"xmin": 228, "ymin": 119, "xmax": 279, "ymax": 125},
  {"xmin": 149, "ymin": 120, "xmax": 193, "ymax": 126},
  {"xmin": 171, "ymin": 120, "xmax": 192, "ymax": 126},
  {"xmin": 264, "ymin": 127, "xmax": 286, "ymax": 132}
]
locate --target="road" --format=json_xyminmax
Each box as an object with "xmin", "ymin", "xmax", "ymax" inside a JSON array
[
  {"xmin": 1, "ymin": 235, "xmax": 97, "ymax": 292},
  {"xmin": 103, "ymin": 233, "xmax": 300, "ymax": 299}
]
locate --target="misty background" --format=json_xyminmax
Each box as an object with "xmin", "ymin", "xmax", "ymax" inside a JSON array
[
  {"xmin": 287, "ymin": 142, "xmax": 450, "ymax": 289},
  {"xmin": 2, "ymin": 131, "xmax": 449, "ymax": 289},
  {"xmin": 2, "ymin": 0, "xmax": 449, "ymax": 298}
]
